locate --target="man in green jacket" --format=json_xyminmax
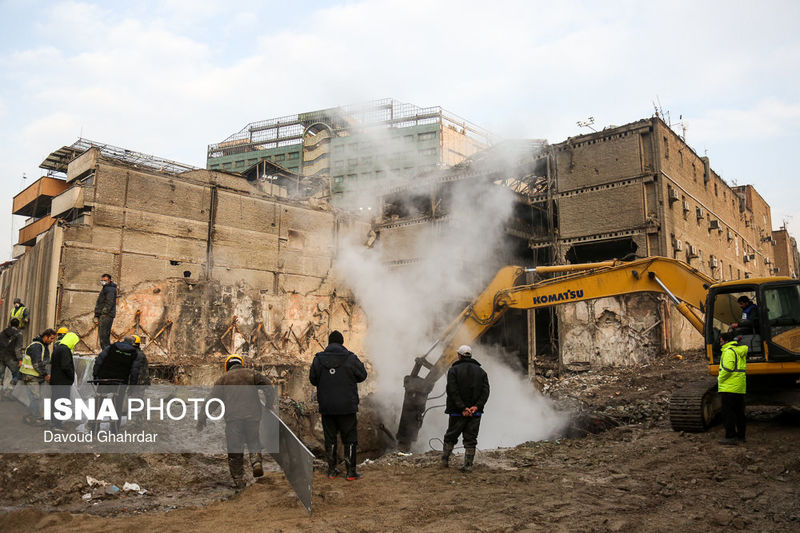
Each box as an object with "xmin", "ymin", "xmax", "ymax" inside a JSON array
[{"xmin": 718, "ymin": 330, "xmax": 748, "ymax": 445}]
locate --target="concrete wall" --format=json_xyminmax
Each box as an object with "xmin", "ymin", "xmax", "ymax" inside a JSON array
[
  {"xmin": 772, "ymin": 228, "xmax": 799, "ymax": 278},
  {"xmin": 441, "ymin": 124, "xmax": 486, "ymax": 167},
  {"xmin": 558, "ymin": 294, "xmax": 667, "ymax": 367},
  {"xmin": 4, "ymin": 150, "xmax": 371, "ymax": 399},
  {"xmin": 0, "ymin": 226, "xmax": 63, "ymax": 343}
]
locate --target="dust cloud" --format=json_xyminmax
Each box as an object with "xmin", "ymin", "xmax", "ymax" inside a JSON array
[{"xmin": 334, "ymin": 136, "xmax": 567, "ymax": 452}]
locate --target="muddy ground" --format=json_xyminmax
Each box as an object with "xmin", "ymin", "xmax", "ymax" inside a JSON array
[{"xmin": 1, "ymin": 351, "xmax": 799, "ymax": 532}]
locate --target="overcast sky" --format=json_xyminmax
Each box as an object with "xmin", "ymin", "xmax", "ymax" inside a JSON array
[{"xmin": 1, "ymin": 0, "xmax": 799, "ymax": 260}]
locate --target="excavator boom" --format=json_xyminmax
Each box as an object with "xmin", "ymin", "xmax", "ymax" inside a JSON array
[{"xmin": 396, "ymin": 257, "xmax": 714, "ymax": 449}]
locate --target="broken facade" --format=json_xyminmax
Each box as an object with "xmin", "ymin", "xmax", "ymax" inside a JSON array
[
  {"xmin": 7, "ymin": 113, "xmax": 797, "ymax": 393},
  {"xmin": 374, "ymin": 117, "xmax": 794, "ymax": 373},
  {"xmin": 206, "ymin": 99, "xmax": 492, "ymax": 209},
  {"xmin": 3, "ymin": 141, "xmax": 369, "ymax": 399},
  {"xmin": 550, "ymin": 118, "xmax": 781, "ymax": 366}
]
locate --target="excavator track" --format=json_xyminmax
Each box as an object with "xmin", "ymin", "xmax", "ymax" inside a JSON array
[{"xmin": 669, "ymin": 379, "xmax": 720, "ymax": 432}]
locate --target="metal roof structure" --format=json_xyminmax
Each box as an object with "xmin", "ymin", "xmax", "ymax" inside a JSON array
[{"xmin": 40, "ymin": 138, "xmax": 198, "ymax": 175}]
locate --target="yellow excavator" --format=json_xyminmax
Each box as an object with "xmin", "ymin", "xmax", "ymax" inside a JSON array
[{"xmin": 395, "ymin": 257, "xmax": 800, "ymax": 449}]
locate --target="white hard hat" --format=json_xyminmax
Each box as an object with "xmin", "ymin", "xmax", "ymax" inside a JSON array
[{"xmin": 457, "ymin": 345, "xmax": 472, "ymax": 356}]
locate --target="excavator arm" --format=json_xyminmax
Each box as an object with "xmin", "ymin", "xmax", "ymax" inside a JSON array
[{"xmin": 395, "ymin": 257, "xmax": 714, "ymax": 449}]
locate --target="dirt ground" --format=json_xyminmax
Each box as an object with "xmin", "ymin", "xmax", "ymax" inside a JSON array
[{"xmin": 1, "ymin": 351, "xmax": 799, "ymax": 532}]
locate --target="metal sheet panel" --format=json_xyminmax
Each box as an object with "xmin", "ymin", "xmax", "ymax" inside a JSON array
[{"xmin": 268, "ymin": 410, "xmax": 314, "ymax": 514}]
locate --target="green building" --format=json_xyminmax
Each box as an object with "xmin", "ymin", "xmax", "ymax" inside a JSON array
[{"xmin": 206, "ymin": 99, "xmax": 493, "ymax": 202}]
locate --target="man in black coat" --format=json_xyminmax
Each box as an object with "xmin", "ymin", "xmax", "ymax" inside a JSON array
[
  {"xmin": 92, "ymin": 335, "xmax": 146, "ymax": 433},
  {"xmin": 441, "ymin": 345, "xmax": 490, "ymax": 472},
  {"xmin": 93, "ymin": 335, "xmax": 146, "ymax": 385},
  {"xmin": 309, "ymin": 330, "xmax": 367, "ymax": 480},
  {"xmin": 94, "ymin": 273, "xmax": 117, "ymax": 349},
  {"xmin": 0, "ymin": 318, "xmax": 23, "ymax": 397},
  {"xmin": 49, "ymin": 331, "xmax": 79, "ymax": 429}
]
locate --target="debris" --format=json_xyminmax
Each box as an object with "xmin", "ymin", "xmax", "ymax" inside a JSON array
[
  {"xmin": 122, "ymin": 482, "xmax": 147, "ymax": 495},
  {"xmin": 674, "ymin": 354, "xmax": 684, "ymax": 360},
  {"xmin": 81, "ymin": 493, "xmax": 92, "ymax": 501},
  {"xmin": 396, "ymin": 452, "xmax": 412, "ymax": 457},
  {"xmin": 105, "ymin": 485, "xmax": 120, "ymax": 496},
  {"xmin": 86, "ymin": 476, "xmax": 108, "ymax": 487}
]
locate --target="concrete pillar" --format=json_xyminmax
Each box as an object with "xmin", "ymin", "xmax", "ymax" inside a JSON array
[{"xmin": 527, "ymin": 308, "xmax": 536, "ymax": 382}]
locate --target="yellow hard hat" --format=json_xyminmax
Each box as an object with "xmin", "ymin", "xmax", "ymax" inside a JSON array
[
  {"xmin": 225, "ymin": 354, "xmax": 244, "ymax": 372},
  {"xmin": 133, "ymin": 334, "xmax": 141, "ymax": 345},
  {"xmin": 57, "ymin": 327, "xmax": 69, "ymax": 335}
]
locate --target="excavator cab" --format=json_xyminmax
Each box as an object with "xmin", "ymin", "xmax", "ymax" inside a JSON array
[
  {"xmin": 707, "ymin": 287, "xmax": 763, "ymax": 363},
  {"xmin": 705, "ymin": 279, "xmax": 800, "ymax": 366}
]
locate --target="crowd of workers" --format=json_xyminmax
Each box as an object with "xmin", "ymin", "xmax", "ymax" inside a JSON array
[{"xmin": 0, "ymin": 273, "xmax": 148, "ymax": 428}]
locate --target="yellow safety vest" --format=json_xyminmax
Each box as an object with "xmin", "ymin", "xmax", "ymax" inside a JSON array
[
  {"xmin": 10, "ymin": 306, "xmax": 28, "ymax": 329},
  {"xmin": 718, "ymin": 341, "xmax": 747, "ymax": 394},
  {"xmin": 19, "ymin": 341, "xmax": 44, "ymax": 377}
]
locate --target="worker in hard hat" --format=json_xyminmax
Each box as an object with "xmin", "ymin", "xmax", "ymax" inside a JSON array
[
  {"xmin": 56, "ymin": 327, "xmax": 68, "ymax": 341},
  {"xmin": 93, "ymin": 335, "xmax": 146, "ymax": 386},
  {"xmin": 198, "ymin": 354, "xmax": 273, "ymax": 489},
  {"xmin": 440, "ymin": 345, "xmax": 490, "ymax": 473},
  {"xmin": 49, "ymin": 331, "xmax": 79, "ymax": 430},
  {"xmin": 130, "ymin": 335, "xmax": 150, "ymax": 385}
]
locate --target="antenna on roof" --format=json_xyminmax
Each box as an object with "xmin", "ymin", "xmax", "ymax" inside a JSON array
[
  {"xmin": 576, "ymin": 116, "xmax": 596, "ymax": 132},
  {"xmin": 653, "ymin": 98, "xmax": 688, "ymax": 141}
]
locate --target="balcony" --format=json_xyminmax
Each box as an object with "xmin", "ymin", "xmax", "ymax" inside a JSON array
[
  {"xmin": 12, "ymin": 176, "xmax": 69, "ymax": 217},
  {"xmin": 18, "ymin": 216, "xmax": 56, "ymax": 246},
  {"xmin": 50, "ymin": 186, "xmax": 84, "ymax": 218}
]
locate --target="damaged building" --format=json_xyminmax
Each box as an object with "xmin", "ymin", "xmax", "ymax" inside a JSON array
[
  {"xmin": 5, "ymin": 105, "xmax": 799, "ymax": 398},
  {"xmin": 550, "ymin": 118, "xmax": 780, "ymax": 368},
  {"xmin": 207, "ymin": 98, "xmax": 493, "ymax": 209},
  {"xmin": 3, "ymin": 139, "xmax": 369, "ymax": 398},
  {"xmin": 372, "ymin": 116, "xmax": 797, "ymax": 375}
]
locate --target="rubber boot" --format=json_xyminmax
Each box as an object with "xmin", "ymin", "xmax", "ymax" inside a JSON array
[
  {"xmin": 461, "ymin": 447, "xmax": 475, "ymax": 473},
  {"xmin": 326, "ymin": 443, "xmax": 340, "ymax": 479},
  {"xmin": 227, "ymin": 453, "xmax": 246, "ymax": 488},
  {"xmin": 440, "ymin": 442, "xmax": 454, "ymax": 468},
  {"xmin": 345, "ymin": 443, "xmax": 362, "ymax": 480},
  {"xmin": 251, "ymin": 452, "xmax": 264, "ymax": 478}
]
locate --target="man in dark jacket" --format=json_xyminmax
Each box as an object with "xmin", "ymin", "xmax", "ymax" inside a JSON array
[
  {"xmin": 309, "ymin": 330, "xmax": 368, "ymax": 480},
  {"xmin": 198, "ymin": 354, "xmax": 272, "ymax": 489},
  {"xmin": 441, "ymin": 345, "xmax": 490, "ymax": 472},
  {"xmin": 49, "ymin": 332, "xmax": 79, "ymax": 429},
  {"xmin": 19, "ymin": 329, "xmax": 56, "ymax": 420},
  {"xmin": 94, "ymin": 273, "xmax": 117, "ymax": 349},
  {"xmin": 92, "ymin": 336, "xmax": 146, "ymax": 433},
  {"xmin": 50, "ymin": 332, "xmax": 78, "ymax": 387},
  {"xmin": 93, "ymin": 335, "xmax": 146, "ymax": 385},
  {"xmin": 0, "ymin": 318, "xmax": 23, "ymax": 397}
]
